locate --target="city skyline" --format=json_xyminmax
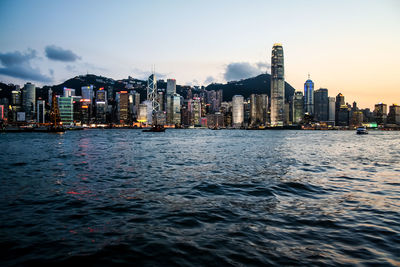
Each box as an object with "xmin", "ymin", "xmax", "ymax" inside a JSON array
[{"xmin": 0, "ymin": 0, "xmax": 399, "ymax": 110}]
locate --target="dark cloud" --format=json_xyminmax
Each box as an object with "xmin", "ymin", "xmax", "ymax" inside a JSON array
[
  {"xmin": 0, "ymin": 49, "xmax": 37, "ymax": 66},
  {"xmin": 224, "ymin": 62, "xmax": 270, "ymax": 82},
  {"xmin": 224, "ymin": 62, "xmax": 260, "ymax": 82},
  {"xmin": 45, "ymin": 45, "xmax": 81, "ymax": 62},
  {"xmin": 0, "ymin": 49, "xmax": 53, "ymax": 82}
]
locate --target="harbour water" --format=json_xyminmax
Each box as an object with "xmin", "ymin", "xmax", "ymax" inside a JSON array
[{"xmin": 0, "ymin": 130, "xmax": 399, "ymax": 266}]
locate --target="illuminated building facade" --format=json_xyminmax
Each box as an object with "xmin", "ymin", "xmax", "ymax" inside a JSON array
[
  {"xmin": 63, "ymin": 88, "xmax": 76, "ymax": 97},
  {"xmin": 137, "ymin": 104, "xmax": 147, "ymax": 123},
  {"xmin": 304, "ymin": 77, "xmax": 314, "ymax": 115},
  {"xmin": 292, "ymin": 91, "xmax": 304, "ymax": 124},
  {"xmin": 58, "ymin": 97, "xmax": 74, "ymax": 125},
  {"xmin": 96, "ymin": 88, "xmax": 107, "ymax": 123},
  {"xmin": 117, "ymin": 91, "xmax": 129, "ymax": 124},
  {"xmin": 172, "ymin": 94, "xmax": 181, "ymax": 125},
  {"xmin": 270, "ymin": 43, "xmax": 285, "ymax": 126},
  {"xmin": 166, "ymin": 79, "xmax": 176, "ymax": 124},
  {"xmin": 81, "ymin": 85, "xmax": 94, "ymax": 101},
  {"xmin": 232, "ymin": 95, "xmax": 244, "ymax": 127}
]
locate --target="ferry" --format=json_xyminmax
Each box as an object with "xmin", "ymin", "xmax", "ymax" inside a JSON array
[{"xmin": 356, "ymin": 126, "xmax": 368, "ymax": 135}]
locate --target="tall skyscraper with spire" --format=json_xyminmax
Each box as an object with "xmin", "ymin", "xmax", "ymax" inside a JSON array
[
  {"xmin": 304, "ymin": 74, "xmax": 314, "ymax": 115},
  {"xmin": 270, "ymin": 43, "xmax": 285, "ymax": 126}
]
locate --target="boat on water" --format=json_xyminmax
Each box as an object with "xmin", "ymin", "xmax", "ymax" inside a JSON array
[
  {"xmin": 142, "ymin": 125, "xmax": 165, "ymax": 132},
  {"xmin": 356, "ymin": 126, "xmax": 368, "ymax": 134}
]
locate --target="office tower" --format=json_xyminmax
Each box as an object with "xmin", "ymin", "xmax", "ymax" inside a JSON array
[
  {"xmin": 350, "ymin": 111, "xmax": 363, "ymax": 127},
  {"xmin": 250, "ymin": 94, "xmax": 268, "ymax": 126},
  {"xmin": 22, "ymin": 82, "xmax": 36, "ymax": 121},
  {"xmin": 63, "ymin": 88, "xmax": 76, "ymax": 97},
  {"xmin": 374, "ymin": 103, "xmax": 387, "ymax": 124},
  {"xmin": 166, "ymin": 79, "xmax": 177, "ymax": 124},
  {"xmin": 36, "ymin": 100, "xmax": 45, "ymax": 123},
  {"xmin": 172, "ymin": 94, "xmax": 181, "ymax": 125},
  {"xmin": 232, "ymin": 95, "xmax": 244, "ymax": 127},
  {"xmin": 337, "ymin": 106, "xmax": 350, "ymax": 126},
  {"xmin": 81, "ymin": 85, "xmax": 94, "ymax": 100},
  {"xmin": 314, "ymin": 88, "xmax": 329, "ymax": 121},
  {"xmin": 335, "ymin": 93, "xmax": 345, "ymax": 125},
  {"xmin": 137, "ymin": 104, "xmax": 148, "ymax": 123},
  {"xmin": 132, "ymin": 92, "xmax": 141, "ymax": 119},
  {"xmin": 96, "ymin": 88, "xmax": 107, "ymax": 123},
  {"xmin": 304, "ymin": 76, "xmax": 314, "ymax": 115},
  {"xmin": 292, "ymin": 91, "xmax": 304, "ymax": 124},
  {"xmin": 143, "ymin": 100, "xmax": 153, "ymax": 124},
  {"xmin": 166, "ymin": 79, "xmax": 176, "ymax": 96},
  {"xmin": 250, "ymin": 94, "xmax": 257, "ymax": 125},
  {"xmin": 11, "ymin": 89, "xmax": 22, "ymax": 122},
  {"xmin": 387, "ymin": 104, "xmax": 400, "ymax": 124},
  {"xmin": 79, "ymin": 97, "xmax": 91, "ymax": 124},
  {"xmin": 147, "ymin": 74, "xmax": 160, "ymax": 115},
  {"xmin": 158, "ymin": 92, "xmax": 164, "ymax": 112},
  {"xmin": 328, "ymin": 97, "xmax": 335, "ymax": 122},
  {"xmin": 117, "ymin": 91, "xmax": 129, "ymax": 124},
  {"xmin": 270, "ymin": 43, "xmax": 285, "ymax": 126},
  {"xmin": 58, "ymin": 97, "xmax": 74, "ymax": 125},
  {"xmin": 216, "ymin": 90, "xmax": 223, "ymax": 110}
]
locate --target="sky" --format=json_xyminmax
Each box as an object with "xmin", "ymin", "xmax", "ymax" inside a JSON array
[{"xmin": 0, "ymin": 0, "xmax": 399, "ymax": 109}]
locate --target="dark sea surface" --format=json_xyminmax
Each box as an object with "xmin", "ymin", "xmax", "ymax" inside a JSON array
[{"xmin": 0, "ymin": 129, "xmax": 399, "ymax": 266}]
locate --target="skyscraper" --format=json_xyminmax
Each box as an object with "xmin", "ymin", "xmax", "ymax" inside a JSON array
[
  {"xmin": 22, "ymin": 82, "xmax": 36, "ymax": 121},
  {"xmin": 36, "ymin": 100, "xmax": 45, "ymax": 123},
  {"xmin": 374, "ymin": 103, "xmax": 387, "ymax": 125},
  {"xmin": 117, "ymin": 91, "xmax": 129, "ymax": 124},
  {"xmin": 270, "ymin": 43, "xmax": 285, "ymax": 126},
  {"xmin": 387, "ymin": 104, "xmax": 400, "ymax": 125},
  {"xmin": 58, "ymin": 97, "xmax": 73, "ymax": 125},
  {"xmin": 81, "ymin": 85, "xmax": 94, "ymax": 101},
  {"xmin": 292, "ymin": 91, "xmax": 304, "ymax": 124},
  {"xmin": 96, "ymin": 88, "xmax": 107, "ymax": 123},
  {"xmin": 328, "ymin": 97, "xmax": 336, "ymax": 122},
  {"xmin": 304, "ymin": 76, "xmax": 314, "ymax": 115},
  {"xmin": 232, "ymin": 95, "xmax": 244, "ymax": 128},
  {"xmin": 63, "ymin": 88, "xmax": 76, "ymax": 97},
  {"xmin": 166, "ymin": 79, "xmax": 177, "ymax": 124},
  {"xmin": 314, "ymin": 88, "xmax": 328, "ymax": 121},
  {"xmin": 335, "ymin": 93, "xmax": 345, "ymax": 125}
]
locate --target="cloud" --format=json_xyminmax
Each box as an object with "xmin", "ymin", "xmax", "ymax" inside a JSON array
[
  {"xmin": 131, "ymin": 68, "xmax": 167, "ymax": 80},
  {"xmin": 0, "ymin": 49, "xmax": 53, "ymax": 82},
  {"xmin": 256, "ymin": 62, "xmax": 271, "ymax": 73},
  {"xmin": 223, "ymin": 62, "xmax": 270, "ymax": 82},
  {"xmin": 204, "ymin": 76, "xmax": 216, "ymax": 85},
  {"xmin": 45, "ymin": 45, "xmax": 81, "ymax": 62}
]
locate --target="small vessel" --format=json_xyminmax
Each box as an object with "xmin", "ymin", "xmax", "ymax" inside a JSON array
[
  {"xmin": 356, "ymin": 126, "xmax": 368, "ymax": 134},
  {"xmin": 142, "ymin": 125, "xmax": 165, "ymax": 132}
]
